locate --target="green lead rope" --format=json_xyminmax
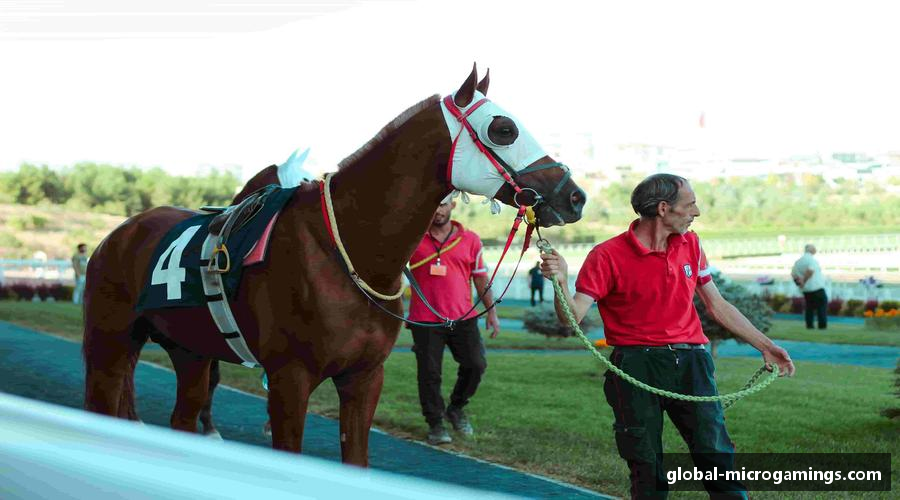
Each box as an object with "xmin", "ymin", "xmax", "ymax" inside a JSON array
[{"xmin": 538, "ymin": 240, "xmax": 779, "ymax": 410}]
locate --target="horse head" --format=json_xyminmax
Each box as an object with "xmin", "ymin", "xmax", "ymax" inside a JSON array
[{"xmin": 442, "ymin": 64, "xmax": 586, "ymax": 227}]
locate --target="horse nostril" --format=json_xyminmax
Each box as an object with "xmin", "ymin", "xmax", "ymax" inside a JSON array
[{"xmin": 570, "ymin": 188, "xmax": 586, "ymax": 210}]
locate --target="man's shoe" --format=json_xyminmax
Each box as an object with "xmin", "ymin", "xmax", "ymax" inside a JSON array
[
  {"xmin": 445, "ymin": 406, "xmax": 474, "ymax": 436},
  {"xmin": 427, "ymin": 423, "xmax": 452, "ymax": 445}
]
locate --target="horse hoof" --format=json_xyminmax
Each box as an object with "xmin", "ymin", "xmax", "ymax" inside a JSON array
[{"xmin": 204, "ymin": 430, "xmax": 223, "ymax": 440}]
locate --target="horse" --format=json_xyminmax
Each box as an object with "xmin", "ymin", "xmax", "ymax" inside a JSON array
[{"xmin": 82, "ymin": 65, "xmax": 586, "ymax": 466}]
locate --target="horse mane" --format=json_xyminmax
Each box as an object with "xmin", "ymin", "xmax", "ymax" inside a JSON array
[{"xmin": 338, "ymin": 94, "xmax": 441, "ymax": 170}]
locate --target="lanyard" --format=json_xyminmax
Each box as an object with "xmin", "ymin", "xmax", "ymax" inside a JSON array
[{"xmin": 429, "ymin": 226, "xmax": 455, "ymax": 265}]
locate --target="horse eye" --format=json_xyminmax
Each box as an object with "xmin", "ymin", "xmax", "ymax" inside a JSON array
[{"xmin": 488, "ymin": 116, "xmax": 518, "ymax": 146}]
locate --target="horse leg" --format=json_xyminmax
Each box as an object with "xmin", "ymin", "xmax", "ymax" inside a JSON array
[
  {"xmin": 165, "ymin": 346, "xmax": 213, "ymax": 434},
  {"xmin": 199, "ymin": 360, "xmax": 222, "ymax": 438},
  {"xmin": 333, "ymin": 365, "xmax": 385, "ymax": 467},
  {"xmin": 267, "ymin": 363, "xmax": 316, "ymax": 453},
  {"xmin": 83, "ymin": 297, "xmax": 142, "ymax": 417}
]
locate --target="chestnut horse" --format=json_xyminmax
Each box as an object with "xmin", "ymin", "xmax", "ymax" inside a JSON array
[{"xmin": 82, "ymin": 66, "xmax": 586, "ymax": 466}]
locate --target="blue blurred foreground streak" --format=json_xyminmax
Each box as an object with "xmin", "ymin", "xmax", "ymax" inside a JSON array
[{"xmin": 0, "ymin": 392, "xmax": 512, "ymax": 500}]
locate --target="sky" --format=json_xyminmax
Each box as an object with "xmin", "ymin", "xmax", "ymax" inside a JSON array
[{"xmin": 1, "ymin": 0, "xmax": 898, "ymax": 181}]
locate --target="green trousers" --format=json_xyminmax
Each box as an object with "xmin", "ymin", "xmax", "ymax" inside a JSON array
[{"xmin": 604, "ymin": 346, "xmax": 748, "ymax": 499}]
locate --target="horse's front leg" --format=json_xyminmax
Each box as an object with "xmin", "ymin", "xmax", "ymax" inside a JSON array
[
  {"xmin": 267, "ymin": 363, "xmax": 316, "ymax": 453},
  {"xmin": 333, "ymin": 365, "xmax": 385, "ymax": 467}
]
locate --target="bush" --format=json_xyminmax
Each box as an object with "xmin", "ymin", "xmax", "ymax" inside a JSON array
[
  {"xmin": 790, "ymin": 296, "xmax": 805, "ymax": 314},
  {"xmin": 523, "ymin": 306, "xmax": 601, "ymax": 338},
  {"xmin": 35, "ymin": 283, "xmax": 50, "ymax": 300},
  {"xmin": 827, "ymin": 298, "xmax": 844, "ymax": 316},
  {"xmin": 845, "ymin": 299, "xmax": 864, "ymax": 317},
  {"xmin": 0, "ymin": 285, "xmax": 10, "ymax": 300},
  {"xmin": 864, "ymin": 299, "xmax": 879, "ymax": 313},
  {"xmin": 767, "ymin": 293, "xmax": 789, "ymax": 312},
  {"xmin": 879, "ymin": 300, "xmax": 900, "ymax": 311},
  {"xmin": 9, "ymin": 283, "xmax": 34, "ymax": 301},
  {"xmin": 694, "ymin": 271, "xmax": 773, "ymax": 350},
  {"xmin": 48, "ymin": 283, "xmax": 73, "ymax": 302}
]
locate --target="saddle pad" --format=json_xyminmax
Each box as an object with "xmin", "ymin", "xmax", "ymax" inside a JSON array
[{"xmin": 136, "ymin": 186, "xmax": 298, "ymax": 311}]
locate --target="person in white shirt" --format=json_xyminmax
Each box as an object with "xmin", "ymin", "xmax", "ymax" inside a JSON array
[{"xmin": 791, "ymin": 244, "xmax": 828, "ymax": 329}]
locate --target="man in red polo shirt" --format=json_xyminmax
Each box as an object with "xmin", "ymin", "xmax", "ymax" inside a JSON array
[
  {"xmin": 407, "ymin": 199, "xmax": 501, "ymax": 445},
  {"xmin": 541, "ymin": 173, "xmax": 795, "ymax": 499}
]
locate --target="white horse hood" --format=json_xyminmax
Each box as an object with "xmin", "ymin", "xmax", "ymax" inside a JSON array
[{"xmin": 440, "ymin": 91, "xmax": 548, "ymax": 200}]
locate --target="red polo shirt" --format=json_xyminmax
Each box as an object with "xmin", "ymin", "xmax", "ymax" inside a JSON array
[
  {"xmin": 407, "ymin": 221, "xmax": 488, "ymax": 323},
  {"xmin": 575, "ymin": 219, "xmax": 712, "ymax": 346}
]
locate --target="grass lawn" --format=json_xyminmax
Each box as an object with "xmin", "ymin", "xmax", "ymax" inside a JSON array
[
  {"xmin": 1, "ymin": 301, "xmax": 896, "ymax": 350},
  {"xmin": 766, "ymin": 319, "xmax": 899, "ymax": 347},
  {"xmin": 1, "ymin": 300, "xmax": 898, "ymax": 497}
]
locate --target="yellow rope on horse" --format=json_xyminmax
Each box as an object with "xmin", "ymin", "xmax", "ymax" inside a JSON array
[
  {"xmin": 537, "ymin": 239, "xmax": 778, "ymax": 410},
  {"xmin": 323, "ymin": 173, "xmax": 404, "ymax": 301},
  {"xmin": 408, "ymin": 237, "xmax": 463, "ymax": 270}
]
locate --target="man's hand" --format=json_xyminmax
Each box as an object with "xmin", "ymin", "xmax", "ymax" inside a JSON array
[
  {"xmin": 486, "ymin": 310, "xmax": 501, "ymax": 339},
  {"xmin": 540, "ymin": 249, "xmax": 568, "ymax": 284},
  {"xmin": 762, "ymin": 344, "xmax": 795, "ymax": 377}
]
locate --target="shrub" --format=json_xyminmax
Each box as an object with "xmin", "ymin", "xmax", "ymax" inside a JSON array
[
  {"xmin": 767, "ymin": 293, "xmax": 789, "ymax": 312},
  {"xmin": 35, "ymin": 283, "xmax": 51, "ymax": 301},
  {"xmin": 694, "ymin": 271, "xmax": 772, "ymax": 355},
  {"xmin": 845, "ymin": 299, "xmax": 864, "ymax": 317},
  {"xmin": 524, "ymin": 306, "xmax": 601, "ymax": 338},
  {"xmin": 827, "ymin": 298, "xmax": 844, "ymax": 316},
  {"xmin": 778, "ymin": 301, "xmax": 794, "ymax": 314},
  {"xmin": 0, "ymin": 285, "xmax": 10, "ymax": 300},
  {"xmin": 9, "ymin": 283, "xmax": 34, "ymax": 301},
  {"xmin": 880, "ymin": 300, "xmax": 900, "ymax": 311},
  {"xmin": 48, "ymin": 283, "xmax": 73, "ymax": 302},
  {"xmin": 864, "ymin": 300, "xmax": 879, "ymax": 313},
  {"xmin": 790, "ymin": 296, "xmax": 805, "ymax": 314}
]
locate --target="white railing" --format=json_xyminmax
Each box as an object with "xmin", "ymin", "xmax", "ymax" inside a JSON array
[{"xmin": 0, "ymin": 392, "xmax": 509, "ymax": 500}]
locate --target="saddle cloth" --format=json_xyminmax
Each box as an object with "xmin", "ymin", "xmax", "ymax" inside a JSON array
[{"xmin": 136, "ymin": 186, "xmax": 298, "ymax": 312}]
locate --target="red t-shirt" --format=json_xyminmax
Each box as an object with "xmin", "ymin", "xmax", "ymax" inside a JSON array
[
  {"xmin": 407, "ymin": 221, "xmax": 488, "ymax": 323},
  {"xmin": 575, "ymin": 220, "xmax": 713, "ymax": 346}
]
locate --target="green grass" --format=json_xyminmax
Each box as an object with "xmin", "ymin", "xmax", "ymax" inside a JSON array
[
  {"xmin": 139, "ymin": 349, "xmax": 899, "ymax": 498},
  {"xmin": 767, "ymin": 319, "xmax": 899, "ymax": 347},
  {"xmin": 1, "ymin": 302, "xmax": 896, "ymax": 349},
  {"xmin": 2, "ymin": 300, "xmax": 899, "ymax": 497}
]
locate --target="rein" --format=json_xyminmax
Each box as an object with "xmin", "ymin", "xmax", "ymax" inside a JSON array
[{"xmin": 319, "ymin": 173, "xmax": 404, "ymax": 301}]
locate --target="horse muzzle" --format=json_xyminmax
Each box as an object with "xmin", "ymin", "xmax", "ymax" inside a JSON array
[{"xmin": 534, "ymin": 186, "xmax": 585, "ymax": 227}]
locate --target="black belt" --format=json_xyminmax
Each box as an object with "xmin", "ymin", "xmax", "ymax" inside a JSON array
[{"xmin": 619, "ymin": 343, "xmax": 706, "ymax": 351}]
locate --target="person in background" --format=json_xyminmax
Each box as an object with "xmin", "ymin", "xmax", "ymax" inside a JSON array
[
  {"xmin": 528, "ymin": 261, "xmax": 545, "ymax": 306},
  {"xmin": 406, "ymin": 199, "xmax": 501, "ymax": 445},
  {"xmin": 71, "ymin": 243, "xmax": 88, "ymax": 305},
  {"xmin": 791, "ymin": 243, "xmax": 828, "ymax": 330}
]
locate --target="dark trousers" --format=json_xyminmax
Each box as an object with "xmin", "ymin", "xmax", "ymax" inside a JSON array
[
  {"xmin": 410, "ymin": 318, "xmax": 487, "ymax": 426},
  {"xmin": 530, "ymin": 286, "xmax": 544, "ymax": 306},
  {"xmin": 604, "ymin": 347, "xmax": 747, "ymax": 499},
  {"xmin": 803, "ymin": 289, "xmax": 828, "ymax": 329}
]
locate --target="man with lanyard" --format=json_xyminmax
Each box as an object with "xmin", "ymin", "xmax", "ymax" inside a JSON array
[
  {"xmin": 407, "ymin": 198, "xmax": 501, "ymax": 445},
  {"xmin": 540, "ymin": 174, "xmax": 795, "ymax": 498}
]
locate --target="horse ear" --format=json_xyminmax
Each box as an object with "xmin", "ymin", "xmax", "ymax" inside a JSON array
[
  {"xmin": 476, "ymin": 68, "xmax": 490, "ymax": 96},
  {"xmin": 454, "ymin": 63, "xmax": 478, "ymax": 107}
]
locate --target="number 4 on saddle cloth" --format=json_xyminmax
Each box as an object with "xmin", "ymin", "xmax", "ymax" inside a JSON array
[{"xmin": 137, "ymin": 185, "xmax": 298, "ymax": 313}]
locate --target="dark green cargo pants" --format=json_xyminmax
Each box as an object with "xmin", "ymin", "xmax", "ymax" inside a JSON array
[{"xmin": 604, "ymin": 346, "xmax": 748, "ymax": 499}]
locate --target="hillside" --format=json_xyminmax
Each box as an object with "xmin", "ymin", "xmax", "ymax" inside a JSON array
[{"xmin": 0, "ymin": 204, "xmax": 125, "ymax": 260}]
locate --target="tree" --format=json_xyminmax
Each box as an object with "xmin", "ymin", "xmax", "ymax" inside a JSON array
[{"xmin": 693, "ymin": 271, "xmax": 773, "ymax": 357}]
